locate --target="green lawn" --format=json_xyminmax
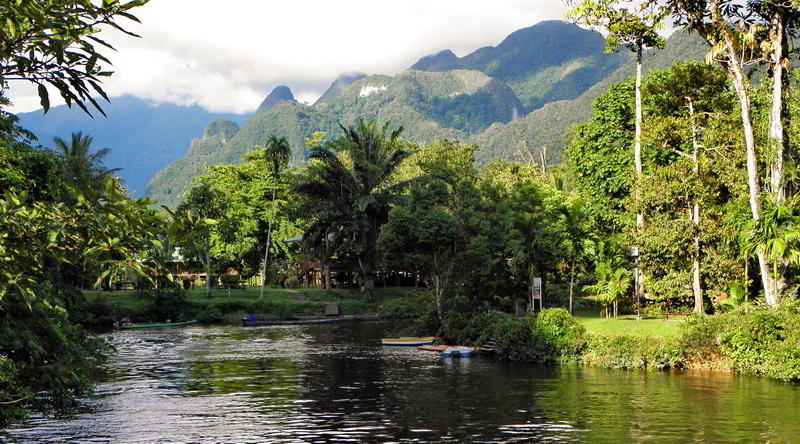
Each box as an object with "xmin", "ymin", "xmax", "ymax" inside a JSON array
[
  {"xmin": 84, "ymin": 286, "xmax": 422, "ymax": 322},
  {"xmin": 574, "ymin": 309, "xmax": 684, "ymax": 338}
]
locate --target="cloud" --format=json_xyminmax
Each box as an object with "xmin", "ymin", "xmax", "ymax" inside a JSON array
[{"xmin": 7, "ymin": 0, "xmax": 570, "ymax": 113}]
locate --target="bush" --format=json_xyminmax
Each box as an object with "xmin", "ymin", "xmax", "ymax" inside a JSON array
[
  {"xmin": 679, "ymin": 305, "xmax": 800, "ymax": 381},
  {"xmin": 584, "ymin": 335, "xmax": 685, "ymax": 370},
  {"xmin": 534, "ymin": 308, "xmax": 588, "ymax": 360},
  {"xmin": 491, "ymin": 316, "xmax": 551, "ymax": 362}
]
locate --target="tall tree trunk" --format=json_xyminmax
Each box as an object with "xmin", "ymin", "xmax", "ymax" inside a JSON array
[
  {"xmin": 769, "ymin": 9, "xmax": 789, "ymax": 204},
  {"xmin": 688, "ymin": 99, "xmax": 703, "ymax": 313},
  {"xmin": 767, "ymin": 9, "xmax": 790, "ymax": 305},
  {"xmin": 260, "ymin": 188, "xmax": 276, "ymax": 299},
  {"xmin": 634, "ymin": 43, "xmax": 646, "ymax": 303},
  {"xmin": 204, "ymin": 237, "xmax": 211, "ymax": 297},
  {"xmin": 569, "ymin": 259, "xmax": 575, "ymax": 315},
  {"xmin": 711, "ymin": 6, "xmax": 776, "ymax": 305}
]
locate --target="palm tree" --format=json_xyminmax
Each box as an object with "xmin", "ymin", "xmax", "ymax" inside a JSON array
[
  {"xmin": 53, "ymin": 131, "xmax": 120, "ymax": 189},
  {"xmin": 264, "ymin": 135, "xmax": 291, "ymax": 176},
  {"xmin": 558, "ymin": 200, "xmax": 591, "ymax": 315},
  {"xmin": 296, "ymin": 119, "xmax": 410, "ymax": 297},
  {"xmin": 245, "ymin": 135, "xmax": 292, "ymax": 298},
  {"xmin": 585, "ymin": 259, "xmax": 631, "ymax": 318}
]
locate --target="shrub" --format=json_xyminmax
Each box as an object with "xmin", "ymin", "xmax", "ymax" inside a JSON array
[
  {"xmin": 679, "ymin": 306, "xmax": 800, "ymax": 381},
  {"xmin": 584, "ymin": 335, "xmax": 685, "ymax": 370},
  {"xmin": 534, "ymin": 308, "xmax": 588, "ymax": 359},
  {"xmin": 491, "ymin": 316, "xmax": 550, "ymax": 362}
]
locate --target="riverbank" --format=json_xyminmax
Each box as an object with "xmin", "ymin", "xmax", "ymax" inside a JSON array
[
  {"xmin": 83, "ymin": 287, "xmax": 799, "ymax": 382},
  {"xmin": 81, "ymin": 286, "xmax": 423, "ymax": 328},
  {"xmin": 444, "ymin": 304, "xmax": 800, "ymax": 382}
]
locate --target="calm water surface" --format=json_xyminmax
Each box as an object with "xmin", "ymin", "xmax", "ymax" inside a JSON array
[{"xmin": 5, "ymin": 322, "xmax": 800, "ymax": 443}]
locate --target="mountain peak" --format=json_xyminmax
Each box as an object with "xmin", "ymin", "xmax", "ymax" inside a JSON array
[
  {"xmin": 203, "ymin": 119, "xmax": 240, "ymax": 141},
  {"xmin": 410, "ymin": 49, "xmax": 459, "ymax": 71},
  {"xmin": 314, "ymin": 73, "xmax": 367, "ymax": 106},
  {"xmin": 257, "ymin": 85, "xmax": 295, "ymax": 113}
]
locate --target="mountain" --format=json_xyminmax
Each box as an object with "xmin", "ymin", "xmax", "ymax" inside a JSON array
[
  {"xmin": 472, "ymin": 30, "xmax": 710, "ymax": 164},
  {"xmin": 411, "ymin": 20, "xmax": 629, "ymax": 111},
  {"xmin": 314, "ymin": 73, "xmax": 366, "ymax": 105},
  {"xmin": 145, "ymin": 22, "xmax": 710, "ymax": 208},
  {"xmin": 147, "ymin": 69, "xmax": 528, "ymax": 206},
  {"xmin": 257, "ymin": 85, "xmax": 295, "ymax": 113},
  {"xmin": 16, "ymin": 95, "xmax": 250, "ymax": 195}
]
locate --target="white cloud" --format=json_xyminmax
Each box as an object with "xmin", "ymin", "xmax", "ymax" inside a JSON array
[{"xmin": 6, "ymin": 0, "xmax": 570, "ymax": 113}]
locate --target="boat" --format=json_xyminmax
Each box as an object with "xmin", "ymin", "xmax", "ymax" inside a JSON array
[
  {"xmin": 121, "ymin": 320, "xmax": 197, "ymax": 329},
  {"xmin": 241, "ymin": 314, "xmax": 380, "ymax": 327},
  {"xmin": 417, "ymin": 344, "xmax": 478, "ymax": 355},
  {"xmin": 381, "ymin": 336, "xmax": 435, "ymax": 346},
  {"xmin": 441, "ymin": 346, "xmax": 475, "ymax": 358}
]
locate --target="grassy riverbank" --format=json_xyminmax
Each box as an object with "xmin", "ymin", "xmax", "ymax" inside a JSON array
[
  {"xmin": 82, "ymin": 286, "xmax": 422, "ymax": 327},
  {"xmin": 443, "ymin": 303, "xmax": 800, "ymax": 382}
]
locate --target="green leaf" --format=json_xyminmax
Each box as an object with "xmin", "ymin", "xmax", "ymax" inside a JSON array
[{"xmin": 37, "ymin": 84, "xmax": 50, "ymax": 113}]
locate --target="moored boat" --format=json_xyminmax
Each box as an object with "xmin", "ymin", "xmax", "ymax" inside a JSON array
[
  {"xmin": 241, "ymin": 314, "xmax": 381, "ymax": 327},
  {"xmin": 121, "ymin": 320, "xmax": 197, "ymax": 329},
  {"xmin": 381, "ymin": 336, "xmax": 435, "ymax": 346},
  {"xmin": 441, "ymin": 346, "xmax": 475, "ymax": 357}
]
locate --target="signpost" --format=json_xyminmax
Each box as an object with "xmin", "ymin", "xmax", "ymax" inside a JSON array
[{"xmin": 530, "ymin": 277, "xmax": 542, "ymax": 312}]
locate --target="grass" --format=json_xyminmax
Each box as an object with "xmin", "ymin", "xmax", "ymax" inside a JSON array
[
  {"xmin": 84, "ymin": 286, "xmax": 424, "ymax": 322},
  {"xmin": 573, "ymin": 309, "xmax": 683, "ymax": 338}
]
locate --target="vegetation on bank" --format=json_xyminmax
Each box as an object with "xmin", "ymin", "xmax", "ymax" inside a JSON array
[
  {"xmin": 81, "ymin": 287, "xmax": 420, "ymax": 327},
  {"xmin": 444, "ymin": 304, "xmax": 800, "ymax": 382}
]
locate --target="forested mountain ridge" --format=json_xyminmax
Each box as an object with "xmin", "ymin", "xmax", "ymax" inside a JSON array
[
  {"xmin": 411, "ymin": 20, "xmax": 629, "ymax": 111},
  {"xmin": 16, "ymin": 95, "xmax": 250, "ymax": 196},
  {"xmin": 147, "ymin": 68, "xmax": 527, "ymax": 207},
  {"xmin": 473, "ymin": 30, "xmax": 710, "ymax": 164},
  {"xmin": 147, "ymin": 21, "xmax": 636, "ymax": 206}
]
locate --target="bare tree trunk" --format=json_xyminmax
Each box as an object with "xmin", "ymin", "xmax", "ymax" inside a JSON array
[
  {"xmin": 688, "ymin": 99, "xmax": 703, "ymax": 313},
  {"xmin": 769, "ymin": 10, "xmax": 788, "ymax": 204},
  {"xmin": 633, "ymin": 43, "xmax": 647, "ymax": 304},
  {"xmin": 569, "ymin": 259, "xmax": 575, "ymax": 315},
  {"xmin": 204, "ymin": 237, "xmax": 211, "ymax": 298},
  {"xmin": 767, "ymin": 10, "xmax": 789, "ymax": 305},
  {"xmin": 712, "ymin": 9, "xmax": 775, "ymax": 305},
  {"xmin": 260, "ymin": 188, "xmax": 276, "ymax": 299}
]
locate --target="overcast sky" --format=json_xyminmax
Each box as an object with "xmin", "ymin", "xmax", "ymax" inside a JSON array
[{"xmin": 7, "ymin": 0, "xmax": 572, "ymax": 114}]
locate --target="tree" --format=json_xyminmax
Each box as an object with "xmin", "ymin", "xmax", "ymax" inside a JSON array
[
  {"xmin": 177, "ymin": 182, "xmax": 224, "ymax": 297},
  {"xmin": 380, "ymin": 141, "xmax": 477, "ymax": 332},
  {"xmin": 296, "ymin": 119, "xmax": 411, "ymax": 296},
  {"xmin": 558, "ymin": 200, "xmax": 592, "ymax": 314},
  {"xmin": 245, "ymin": 135, "xmax": 292, "ymax": 297},
  {"xmin": 567, "ymin": 0, "xmax": 666, "ymax": 302},
  {"xmin": 0, "ymin": 0, "xmax": 148, "ymax": 115},
  {"xmin": 53, "ymin": 131, "xmax": 120, "ymax": 190},
  {"xmin": 669, "ymin": 0, "xmax": 783, "ymax": 306}
]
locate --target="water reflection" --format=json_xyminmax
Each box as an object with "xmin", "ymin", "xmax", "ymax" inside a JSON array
[{"xmin": 6, "ymin": 322, "xmax": 800, "ymax": 443}]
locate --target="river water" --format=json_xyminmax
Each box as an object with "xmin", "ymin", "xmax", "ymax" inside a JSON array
[{"xmin": 5, "ymin": 322, "xmax": 800, "ymax": 443}]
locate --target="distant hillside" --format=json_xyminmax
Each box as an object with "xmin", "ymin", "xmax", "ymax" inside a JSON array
[
  {"xmin": 411, "ymin": 20, "xmax": 629, "ymax": 111},
  {"xmin": 17, "ymin": 95, "xmax": 249, "ymax": 195},
  {"xmin": 145, "ymin": 24, "xmax": 711, "ymax": 208},
  {"xmin": 472, "ymin": 30, "xmax": 710, "ymax": 165},
  {"xmin": 147, "ymin": 68, "xmax": 528, "ymax": 206}
]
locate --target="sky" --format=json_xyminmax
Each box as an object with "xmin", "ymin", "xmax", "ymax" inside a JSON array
[{"xmin": 7, "ymin": 0, "xmax": 572, "ymax": 114}]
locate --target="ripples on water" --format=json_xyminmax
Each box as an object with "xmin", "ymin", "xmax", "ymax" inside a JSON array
[{"xmin": 5, "ymin": 322, "xmax": 800, "ymax": 443}]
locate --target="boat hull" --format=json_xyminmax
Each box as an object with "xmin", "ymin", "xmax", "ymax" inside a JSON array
[
  {"xmin": 241, "ymin": 315, "xmax": 380, "ymax": 327},
  {"xmin": 121, "ymin": 320, "xmax": 197, "ymax": 329},
  {"xmin": 381, "ymin": 337, "xmax": 435, "ymax": 346}
]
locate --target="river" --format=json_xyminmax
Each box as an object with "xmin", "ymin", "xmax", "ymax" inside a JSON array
[{"xmin": 5, "ymin": 321, "xmax": 800, "ymax": 443}]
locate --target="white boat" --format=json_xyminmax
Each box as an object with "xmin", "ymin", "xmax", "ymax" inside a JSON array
[{"xmin": 381, "ymin": 336, "xmax": 435, "ymax": 346}]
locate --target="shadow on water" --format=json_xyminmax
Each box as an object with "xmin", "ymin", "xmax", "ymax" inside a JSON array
[{"xmin": 6, "ymin": 321, "xmax": 800, "ymax": 443}]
